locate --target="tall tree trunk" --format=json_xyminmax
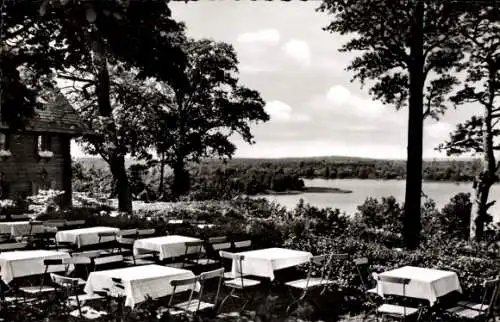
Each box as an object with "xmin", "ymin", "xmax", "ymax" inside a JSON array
[
  {"xmin": 470, "ymin": 67, "xmax": 498, "ymax": 241},
  {"xmin": 403, "ymin": 0, "xmax": 425, "ymax": 250},
  {"xmin": 171, "ymin": 156, "xmax": 190, "ymax": 200},
  {"xmin": 89, "ymin": 26, "xmax": 133, "ymax": 213},
  {"xmin": 158, "ymin": 151, "xmax": 165, "ymax": 198},
  {"xmin": 109, "ymin": 154, "xmax": 132, "ymax": 214}
]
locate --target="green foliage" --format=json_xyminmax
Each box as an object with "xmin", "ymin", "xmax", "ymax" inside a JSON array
[
  {"xmin": 152, "ymin": 38, "xmax": 269, "ymax": 199},
  {"xmin": 354, "ymin": 196, "xmax": 404, "ymax": 234}
]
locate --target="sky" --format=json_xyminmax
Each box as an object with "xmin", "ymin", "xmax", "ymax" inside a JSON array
[{"xmin": 71, "ymin": 1, "xmax": 482, "ymax": 160}]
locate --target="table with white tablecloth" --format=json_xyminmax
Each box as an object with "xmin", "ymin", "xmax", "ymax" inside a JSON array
[
  {"xmin": 231, "ymin": 247, "xmax": 313, "ymax": 281},
  {"xmin": 0, "ymin": 250, "xmax": 72, "ymax": 283},
  {"xmin": 377, "ymin": 266, "xmax": 463, "ymax": 306},
  {"xmin": 133, "ymin": 235, "xmax": 204, "ymax": 260},
  {"xmin": 84, "ymin": 264, "xmax": 198, "ymax": 308},
  {"xmin": 0, "ymin": 221, "xmax": 57, "ymax": 237},
  {"xmin": 55, "ymin": 226, "xmax": 119, "ymax": 248}
]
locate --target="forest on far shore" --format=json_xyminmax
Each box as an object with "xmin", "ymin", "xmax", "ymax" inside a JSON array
[{"xmin": 73, "ymin": 156, "xmax": 485, "ymax": 201}]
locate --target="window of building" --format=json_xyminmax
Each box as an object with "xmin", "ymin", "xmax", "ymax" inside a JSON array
[
  {"xmin": 36, "ymin": 135, "xmax": 52, "ymax": 152},
  {"xmin": 0, "ymin": 133, "xmax": 10, "ymax": 151}
]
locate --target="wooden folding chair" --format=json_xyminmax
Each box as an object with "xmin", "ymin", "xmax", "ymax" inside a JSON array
[
  {"xmin": 219, "ymin": 250, "xmax": 261, "ymax": 311},
  {"xmin": 285, "ymin": 253, "xmax": 348, "ymax": 313},
  {"xmin": 166, "ymin": 241, "xmax": 205, "ymax": 269},
  {"xmin": 169, "ymin": 268, "xmax": 224, "ymax": 316},
  {"xmin": 18, "ymin": 259, "xmax": 60, "ymax": 301},
  {"xmin": 446, "ymin": 277, "xmax": 500, "ymax": 321},
  {"xmin": 376, "ymin": 275, "xmax": 423, "ymax": 321},
  {"xmin": 117, "ymin": 236, "xmax": 157, "ymax": 266},
  {"xmin": 97, "ymin": 231, "xmax": 118, "ymax": 253},
  {"xmin": 50, "ymin": 272, "xmax": 107, "ymax": 320}
]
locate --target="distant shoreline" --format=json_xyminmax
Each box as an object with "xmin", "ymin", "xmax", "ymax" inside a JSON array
[{"xmin": 258, "ymin": 186, "xmax": 353, "ymax": 196}]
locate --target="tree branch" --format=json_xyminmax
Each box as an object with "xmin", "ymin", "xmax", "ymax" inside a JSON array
[{"xmin": 58, "ymin": 74, "xmax": 95, "ymax": 83}]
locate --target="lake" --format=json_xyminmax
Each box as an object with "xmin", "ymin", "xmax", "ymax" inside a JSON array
[{"xmin": 257, "ymin": 178, "xmax": 500, "ymax": 219}]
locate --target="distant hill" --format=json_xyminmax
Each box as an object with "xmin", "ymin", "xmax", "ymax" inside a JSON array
[{"xmin": 75, "ymin": 155, "xmax": 480, "ymax": 170}]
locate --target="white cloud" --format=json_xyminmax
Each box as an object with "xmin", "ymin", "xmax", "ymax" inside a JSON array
[
  {"xmin": 282, "ymin": 39, "xmax": 311, "ymax": 66},
  {"xmin": 237, "ymin": 29, "xmax": 280, "ymax": 45},
  {"xmin": 326, "ymin": 85, "xmax": 351, "ymax": 106},
  {"xmin": 425, "ymin": 122, "xmax": 454, "ymax": 139},
  {"xmin": 264, "ymin": 100, "xmax": 310, "ymax": 123},
  {"xmin": 239, "ymin": 64, "xmax": 277, "ymax": 74},
  {"xmin": 322, "ymin": 85, "xmax": 387, "ymax": 119},
  {"xmin": 232, "ymin": 139, "xmax": 406, "ymax": 159}
]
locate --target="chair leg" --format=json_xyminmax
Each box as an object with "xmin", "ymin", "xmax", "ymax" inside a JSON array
[
  {"xmin": 219, "ymin": 288, "xmax": 235, "ymax": 313},
  {"xmin": 286, "ymin": 289, "xmax": 307, "ymax": 314}
]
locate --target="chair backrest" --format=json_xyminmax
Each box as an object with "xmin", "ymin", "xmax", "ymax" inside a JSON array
[
  {"xmin": 43, "ymin": 220, "xmax": 67, "ymax": 228},
  {"xmin": 169, "ymin": 275, "xmax": 199, "ymax": 313},
  {"xmin": 171, "ymin": 276, "xmax": 199, "ymax": 288},
  {"xmin": 98, "ymin": 231, "xmax": 117, "ymax": 238},
  {"xmin": 117, "ymin": 236, "xmax": 135, "ymax": 246},
  {"xmin": 63, "ymin": 256, "xmax": 92, "ymax": 265},
  {"xmin": 50, "ymin": 273, "xmax": 80, "ymax": 288},
  {"xmin": 71, "ymin": 250, "xmax": 104, "ymax": 259},
  {"xmin": 65, "ymin": 220, "xmax": 86, "ymax": 227},
  {"xmin": 376, "ymin": 275, "xmax": 411, "ymax": 296},
  {"xmin": 353, "ymin": 257, "xmax": 370, "ymax": 290},
  {"xmin": 481, "ymin": 277, "xmax": 500, "ymax": 315},
  {"xmin": 98, "ymin": 231, "xmax": 117, "ymax": 243},
  {"xmin": 11, "ymin": 214, "xmax": 30, "ymax": 220},
  {"xmin": 0, "ymin": 242, "xmax": 28, "ymax": 252},
  {"xmin": 93, "ymin": 254, "xmax": 124, "ymax": 269},
  {"xmin": 44, "ymin": 258, "xmax": 64, "ymax": 266},
  {"xmin": 137, "ymin": 228, "xmax": 155, "ymax": 237},
  {"xmin": 219, "ymin": 250, "xmax": 244, "ymax": 261},
  {"xmin": 208, "ymin": 236, "xmax": 227, "ymax": 244},
  {"xmin": 233, "ymin": 240, "xmax": 252, "ymax": 250},
  {"xmin": 198, "ymin": 268, "xmax": 224, "ymax": 311},
  {"xmin": 353, "ymin": 257, "xmax": 369, "ymax": 265},
  {"xmin": 200, "ymin": 267, "xmax": 224, "ymax": 281},
  {"xmin": 28, "ymin": 221, "xmax": 44, "ymax": 234},
  {"xmin": 117, "ymin": 229, "xmax": 137, "ymax": 238},
  {"xmin": 185, "ymin": 240, "xmax": 204, "ymax": 253},
  {"xmin": 212, "ymin": 241, "xmax": 232, "ymax": 251}
]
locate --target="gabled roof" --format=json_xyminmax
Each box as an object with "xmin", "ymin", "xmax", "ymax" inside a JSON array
[{"xmin": 0, "ymin": 93, "xmax": 90, "ymax": 136}]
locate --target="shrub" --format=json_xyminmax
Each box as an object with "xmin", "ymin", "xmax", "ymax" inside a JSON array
[{"xmin": 354, "ymin": 196, "xmax": 403, "ymax": 235}]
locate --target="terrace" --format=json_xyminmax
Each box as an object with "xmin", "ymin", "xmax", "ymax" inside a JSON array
[{"xmin": 0, "ymin": 192, "xmax": 498, "ymax": 321}]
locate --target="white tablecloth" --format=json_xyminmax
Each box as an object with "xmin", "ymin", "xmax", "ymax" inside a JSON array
[
  {"xmin": 0, "ymin": 221, "xmax": 57, "ymax": 237},
  {"xmin": 84, "ymin": 264, "xmax": 198, "ymax": 308},
  {"xmin": 133, "ymin": 235, "xmax": 204, "ymax": 260},
  {"xmin": 55, "ymin": 226, "xmax": 119, "ymax": 248},
  {"xmin": 231, "ymin": 247, "xmax": 313, "ymax": 281},
  {"xmin": 0, "ymin": 250, "xmax": 72, "ymax": 283},
  {"xmin": 377, "ymin": 266, "xmax": 463, "ymax": 306}
]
